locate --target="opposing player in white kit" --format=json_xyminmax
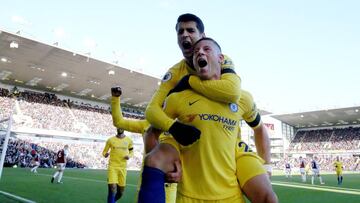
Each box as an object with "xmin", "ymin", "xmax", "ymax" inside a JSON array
[
  {"xmin": 51, "ymin": 145, "xmax": 69, "ymax": 184},
  {"xmin": 311, "ymin": 156, "xmax": 325, "ymax": 185},
  {"xmin": 285, "ymin": 161, "xmax": 292, "ymax": 179},
  {"xmin": 299, "ymin": 156, "xmax": 306, "ymax": 182}
]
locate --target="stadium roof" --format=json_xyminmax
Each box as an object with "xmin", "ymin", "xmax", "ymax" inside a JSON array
[
  {"xmin": 271, "ymin": 106, "xmax": 360, "ymax": 129},
  {"xmin": 0, "ymin": 30, "xmax": 161, "ymax": 107}
]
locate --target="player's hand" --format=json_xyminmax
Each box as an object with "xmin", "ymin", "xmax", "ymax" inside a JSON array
[
  {"xmin": 167, "ymin": 75, "xmax": 191, "ymax": 96},
  {"xmin": 104, "ymin": 153, "xmax": 109, "ymax": 158},
  {"xmin": 166, "ymin": 160, "xmax": 182, "ymax": 183},
  {"xmin": 124, "ymin": 155, "xmax": 130, "ymax": 160},
  {"xmin": 168, "ymin": 121, "xmax": 201, "ymax": 146},
  {"xmin": 111, "ymin": 86, "xmax": 122, "ymax": 97}
]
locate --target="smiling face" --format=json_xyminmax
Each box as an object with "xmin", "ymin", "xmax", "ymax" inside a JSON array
[
  {"xmin": 176, "ymin": 21, "xmax": 205, "ymax": 59},
  {"xmin": 192, "ymin": 38, "xmax": 223, "ymax": 80}
]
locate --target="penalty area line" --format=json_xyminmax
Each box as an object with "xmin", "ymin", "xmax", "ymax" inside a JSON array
[
  {"xmin": 0, "ymin": 190, "xmax": 37, "ymax": 203},
  {"xmin": 272, "ymin": 182, "xmax": 360, "ymax": 195}
]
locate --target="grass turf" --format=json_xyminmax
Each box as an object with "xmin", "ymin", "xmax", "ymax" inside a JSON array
[{"xmin": 0, "ymin": 168, "xmax": 359, "ymax": 203}]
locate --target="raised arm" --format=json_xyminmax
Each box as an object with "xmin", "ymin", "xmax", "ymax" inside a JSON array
[{"xmin": 111, "ymin": 87, "xmax": 149, "ymax": 134}]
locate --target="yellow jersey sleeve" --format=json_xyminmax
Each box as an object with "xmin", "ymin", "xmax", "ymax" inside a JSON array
[
  {"xmin": 111, "ymin": 96, "xmax": 149, "ymax": 134},
  {"xmin": 239, "ymin": 90, "xmax": 261, "ymax": 129},
  {"xmin": 162, "ymin": 94, "xmax": 180, "ymax": 120},
  {"xmin": 102, "ymin": 139, "xmax": 110, "ymax": 157},
  {"xmin": 145, "ymin": 61, "xmax": 185, "ymax": 131},
  {"xmin": 188, "ymin": 55, "xmax": 241, "ymax": 103}
]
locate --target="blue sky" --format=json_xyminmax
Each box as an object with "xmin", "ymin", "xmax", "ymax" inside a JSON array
[{"xmin": 1, "ymin": 0, "xmax": 359, "ymax": 114}]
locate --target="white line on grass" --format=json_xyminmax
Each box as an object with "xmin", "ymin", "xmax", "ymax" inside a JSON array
[
  {"xmin": 36, "ymin": 173, "xmax": 138, "ymax": 187},
  {"xmin": 272, "ymin": 181, "xmax": 360, "ymax": 195},
  {"xmin": 0, "ymin": 190, "xmax": 37, "ymax": 203},
  {"xmin": 273, "ymin": 180, "xmax": 360, "ymax": 192}
]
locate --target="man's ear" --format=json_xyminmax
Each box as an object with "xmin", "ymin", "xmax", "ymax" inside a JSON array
[
  {"xmin": 201, "ymin": 32, "xmax": 206, "ymax": 38},
  {"xmin": 219, "ymin": 54, "xmax": 224, "ymax": 64}
]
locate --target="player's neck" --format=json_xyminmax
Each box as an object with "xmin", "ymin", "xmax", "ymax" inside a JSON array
[
  {"xmin": 116, "ymin": 134, "xmax": 125, "ymax": 139},
  {"xmin": 185, "ymin": 57, "xmax": 194, "ymax": 69}
]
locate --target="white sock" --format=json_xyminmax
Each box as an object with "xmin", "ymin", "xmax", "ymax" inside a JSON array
[
  {"xmin": 53, "ymin": 171, "xmax": 59, "ymax": 178},
  {"xmin": 58, "ymin": 172, "xmax": 63, "ymax": 182},
  {"xmin": 319, "ymin": 176, "xmax": 323, "ymax": 183},
  {"xmin": 311, "ymin": 176, "xmax": 314, "ymax": 184},
  {"xmin": 33, "ymin": 166, "xmax": 39, "ymax": 172}
]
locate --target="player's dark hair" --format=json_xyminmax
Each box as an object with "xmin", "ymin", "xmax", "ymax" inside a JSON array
[
  {"xmin": 193, "ymin": 37, "xmax": 222, "ymax": 52},
  {"xmin": 176, "ymin": 13, "xmax": 205, "ymax": 33},
  {"xmin": 117, "ymin": 128, "xmax": 124, "ymax": 135}
]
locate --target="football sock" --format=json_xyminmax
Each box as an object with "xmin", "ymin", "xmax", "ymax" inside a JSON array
[
  {"xmin": 138, "ymin": 166, "xmax": 165, "ymax": 203},
  {"xmin": 115, "ymin": 186, "xmax": 122, "ymax": 201},
  {"xmin": 58, "ymin": 172, "xmax": 63, "ymax": 182},
  {"xmin": 53, "ymin": 171, "xmax": 59, "ymax": 178},
  {"xmin": 107, "ymin": 190, "xmax": 115, "ymax": 203}
]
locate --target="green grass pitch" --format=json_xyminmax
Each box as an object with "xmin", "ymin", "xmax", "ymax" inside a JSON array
[{"xmin": 0, "ymin": 168, "xmax": 359, "ymax": 203}]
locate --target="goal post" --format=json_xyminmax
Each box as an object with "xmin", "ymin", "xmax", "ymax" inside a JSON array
[{"xmin": 0, "ymin": 110, "xmax": 14, "ymax": 181}]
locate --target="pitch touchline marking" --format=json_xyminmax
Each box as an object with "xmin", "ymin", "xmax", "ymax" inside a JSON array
[
  {"xmin": 272, "ymin": 181, "xmax": 360, "ymax": 195},
  {"xmin": 273, "ymin": 181, "xmax": 360, "ymax": 192},
  {"xmin": 0, "ymin": 190, "xmax": 37, "ymax": 203},
  {"xmin": 36, "ymin": 173, "xmax": 138, "ymax": 187}
]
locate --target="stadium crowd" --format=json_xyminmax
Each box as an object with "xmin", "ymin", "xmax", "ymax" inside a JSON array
[
  {"xmin": 289, "ymin": 127, "xmax": 360, "ymax": 152},
  {"xmin": 0, "ymin": 87, "xmax": 144, "ymax": 136},
  {"xmin": 1, "ymin": 136, "xmax": 144, "ymax": 170}
]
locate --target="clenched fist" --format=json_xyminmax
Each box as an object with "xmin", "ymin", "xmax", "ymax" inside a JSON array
[{"xmin": 111, "ymin": 86, "xmax": 122, "ymax": 97}]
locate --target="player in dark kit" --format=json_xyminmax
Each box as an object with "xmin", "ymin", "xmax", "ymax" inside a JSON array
[
  {"xmin": 51, "ymin": 145, "xmax": 69, "ymax": 184},
  {"xmin": 30, "ymin": 150, "xmax": 40, "ymax": 173}
]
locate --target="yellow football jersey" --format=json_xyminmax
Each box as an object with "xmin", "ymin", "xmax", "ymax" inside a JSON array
[
  {"xmin": 334, "ymin": 161, "xmax": 343, "ymax": 171},
  {"xmin": 163, "ymin": 89, "xmax": 242, "ymax": 200},
  {"xmin": 102, "ymin": 136, "xmax": 133, "ymax": 168},
  {"xmin": 145, "ymin": 55, "xmax": 241, "ymax": 132}
]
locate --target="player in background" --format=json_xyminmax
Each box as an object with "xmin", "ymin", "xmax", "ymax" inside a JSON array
[
  {"xmin": 354, "ymin": 157, "xmax": 360, "ymax": 170},
  {"xmin": 110, "ymin": 86, "xmax": 179, "ymax": 203},
  {"xmin": 299, "ymin": 156, "xmax": 306, "ymax": 182},
  {"xmin": 333, "ymin": 156, "xmax": 343, "ymax": 185},
  {"xmin": 285, "ymin": 160, "xmax": 292, "ymax": 179},
  {"xmin": 30, "ymin": 150, "xmax": 40, "ymax": 173},
  {"xmin": 102, "ymin": 128, "xmax": 133, "ymax": 203},
  {"xmin": 51, "ymin": 145, "xmax": 69, "ymax": 184},
  {"xmin": 305, "ymin": 158, "xmax": 311, "ymax": 178},
  {"xmin": 311, "ymin": 156, "xmax": 325, "ymax": 185}
]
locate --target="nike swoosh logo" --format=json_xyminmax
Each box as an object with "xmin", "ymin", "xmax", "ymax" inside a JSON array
[{"xmin": 189, "ymin": 99, "xmax": 200, "ymax": 106}]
